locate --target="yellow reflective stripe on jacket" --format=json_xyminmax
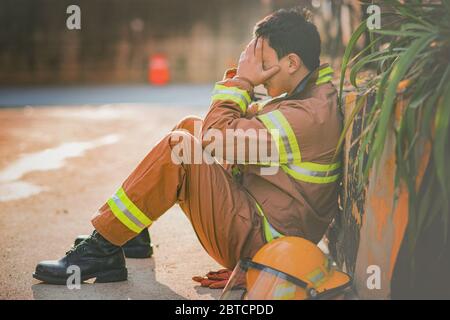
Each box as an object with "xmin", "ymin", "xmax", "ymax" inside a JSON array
[
  {"xmin": 316, "ymin": 66, "xmax": 334, "ymax": 85},
  {"xmin": 257, "ymin": 110, "xmax": 301, "ymax": 164},
  {"xmin": 257, "ymin": 109, "xmax": 340, "ymax": 184},
  {"xmin": 255, "ymin": 201, "xmax": 283, "ymax": 242},
  {"xmin": 318, "ymin": 66, "xmax": 334, "ymax": 78},
  {"xmin": 316, "ymin": 76, "xmax": 333, "ymax": 85},
  {"xmin": 107, "ymin": 187, "xmax": 152, "ymax": 233},
  {"xmin": 211, "ymin": 84, "xmax": 252, "ymax": 114},
  {"xmin": 282, "ymin": 161, "xmax": 341, "ymax": 184},
  {"xmin": 258, "ymin": 113, "xmax": 288, "ymax": 163},
  {"xmin": 271, "ymin": 110, "xmax": 301, "ymax": 163}
]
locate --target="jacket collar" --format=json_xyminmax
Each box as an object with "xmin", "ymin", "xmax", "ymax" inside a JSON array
[
  {"xmin": 257, "ymin": 63, "xmax": 332, "ymax": 111},
  {"xmin": 285, "ymin": 63, "xmax": 330, "ymax": 100}
]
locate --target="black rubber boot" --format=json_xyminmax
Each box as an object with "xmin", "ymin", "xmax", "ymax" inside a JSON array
[
  {"xmin": 33, "ymin": 230, "xmax": 127, "ymax": 285},
  {"xmin": 74, "ymin": 229, "xmax": 153, "ymax": 259}
]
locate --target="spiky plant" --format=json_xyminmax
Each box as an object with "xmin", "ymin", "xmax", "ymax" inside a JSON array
[{"xmin": 337, "ymin": 0, "xmax": 450, "ymax": 279}]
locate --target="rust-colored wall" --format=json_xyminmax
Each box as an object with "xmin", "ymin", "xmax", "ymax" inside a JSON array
[{"xmin": 330, "ymin": 92, "xmax": 437, "ymax": 299}]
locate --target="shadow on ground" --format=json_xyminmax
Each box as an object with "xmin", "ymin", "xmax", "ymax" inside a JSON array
[{"xmin": 194, "ymin": 285, "xmax": 223, "ymax": 299}]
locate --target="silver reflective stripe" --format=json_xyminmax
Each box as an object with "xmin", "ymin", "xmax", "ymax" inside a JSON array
[
  {"xmin": 286, "ymin": 164, "xmax": 341, "ymax": 177},
  {"xmin": 112, "ymin": 194, "xmax": 146, "ymax": 229},
  {"xmin": 268, "ymin": 222, "xmax": 282, "ymax": 239},
  {"xmin": 212, "ymin": 89, "xmax": 250, "ymax": 104},
  {"xmin": 266, "ymin": 112, "xmax": 294, "ymax": 162}
]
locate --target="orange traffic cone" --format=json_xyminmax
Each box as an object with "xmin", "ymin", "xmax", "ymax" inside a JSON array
[{"xmin": 148, "ymin": 54, "xmax": 170, "ymax": 85}]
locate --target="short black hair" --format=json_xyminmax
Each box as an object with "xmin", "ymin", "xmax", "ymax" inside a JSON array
[{"xmin": 254, "ymin": 7, "xmax": 321, "ymax": 71}]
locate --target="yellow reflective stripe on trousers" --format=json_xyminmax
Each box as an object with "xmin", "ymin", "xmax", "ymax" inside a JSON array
[
  {"xmin": 257, "ymin": 110, "xmax": 301, "ymax": 164},
  {"xmin": 255, "ymin": 202, "xmax": 283, "ymax": 242},
  {"xmin": 211, "ymin": 84, "xmax": 251, "ymax": 114},
  {"xmin": 282, "ymin": 161, "xmax": 341, "ymax": 184},
  {"xmin": 107, "ymin": 187, "xmax": 152, "ymax": 233}
]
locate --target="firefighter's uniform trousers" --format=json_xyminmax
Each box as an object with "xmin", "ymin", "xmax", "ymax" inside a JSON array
[
  {"xmin": 92, "ymin": 64, "xmax": 342, "ymax": 270},
  {"xmin": 92, "ymin": 116, "xmax": 266, "ymax": 269}
]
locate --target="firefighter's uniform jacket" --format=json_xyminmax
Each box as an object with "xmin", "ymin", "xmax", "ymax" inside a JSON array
[{"xmin": 92, "ymin": 64, "xmax": 342, "ymax": 270}]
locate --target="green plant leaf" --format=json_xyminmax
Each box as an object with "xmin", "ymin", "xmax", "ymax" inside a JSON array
[
  {"xmin": 339, "ymin": 20, "xmax": 368, "ymax": 105},
  {"xmin": 350, "ymin": 52, "xmax": 400, "ymax": 88},
  {"xmin": 367, "ymin": 33, "xmax": 436, "ymax": 172}
]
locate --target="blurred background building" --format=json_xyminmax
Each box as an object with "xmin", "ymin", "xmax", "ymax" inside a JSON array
[{"xmin": 0, "ymin": 0, "xmax": 363, "ymax": 85}]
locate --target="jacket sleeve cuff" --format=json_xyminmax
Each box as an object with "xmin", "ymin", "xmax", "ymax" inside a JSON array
[{"xmin": 212, "ymin": 78, "xmax": 254, "ymax": 114}]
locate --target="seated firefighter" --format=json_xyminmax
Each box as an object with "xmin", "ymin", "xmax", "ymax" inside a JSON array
[{"xmin": 33, "ymin": 7, "xmax": 343, "ymax": 287}]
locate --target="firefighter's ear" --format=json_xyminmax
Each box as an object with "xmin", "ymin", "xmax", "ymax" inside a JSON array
[{"xmin": 286, "ymin": 53, "xmax": 302, "ymax": 74}]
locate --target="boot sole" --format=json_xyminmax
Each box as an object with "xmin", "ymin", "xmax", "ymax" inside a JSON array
[{"xmin": 32, "ymin": 268, "xmax": 128, "ymax": 285}]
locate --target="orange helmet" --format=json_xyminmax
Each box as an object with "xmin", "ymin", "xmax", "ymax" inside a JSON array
[{"xmin": 220, "ymin": 237, "xmax": 352, "ymax": 300}]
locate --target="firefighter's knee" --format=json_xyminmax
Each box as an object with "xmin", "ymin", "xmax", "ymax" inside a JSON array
[
  {"xmin": 168, "ymin": 130, "xmax": 202, "ymax": 165},
  {"xmin": 175, "ymin": 115, "xmax": 203, "ymax": 136}
]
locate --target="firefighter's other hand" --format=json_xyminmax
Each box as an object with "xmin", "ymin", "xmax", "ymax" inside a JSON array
[
  {"xmin": 192, "ymin": 269, "xmax": 233, "ymax": 289},
  {"xmin": 236, "ymin": 38, "xmax": 280, "ymax": 87}
]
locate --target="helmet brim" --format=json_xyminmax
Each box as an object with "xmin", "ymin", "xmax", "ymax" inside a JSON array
[{"xmin": 220, "ymin": 258, "xmax": 352, "ymax": 300}]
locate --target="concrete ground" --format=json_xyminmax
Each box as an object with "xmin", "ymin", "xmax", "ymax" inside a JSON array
[{"xmin": 0, "ymin": 103, "xmax": 224, "ymax": 300}]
